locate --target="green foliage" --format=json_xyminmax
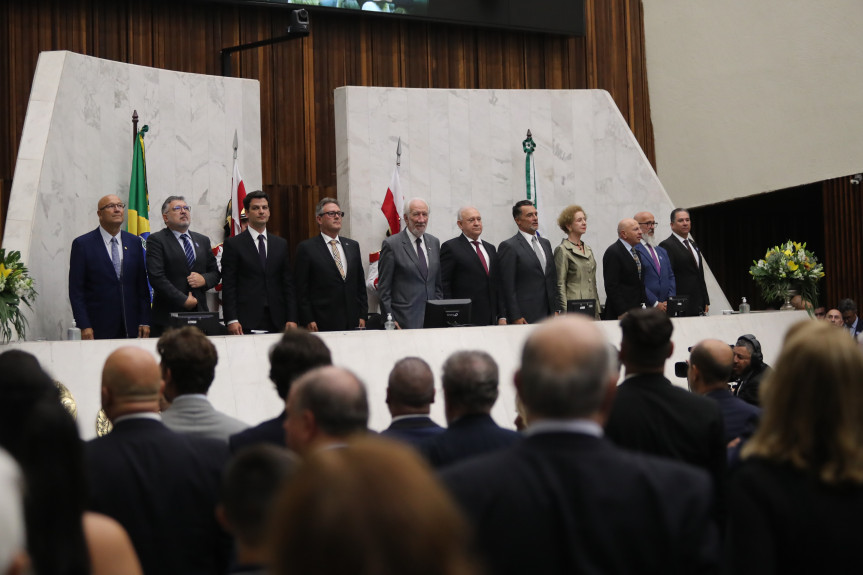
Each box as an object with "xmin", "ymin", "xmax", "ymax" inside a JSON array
[
  {"xmin": 749, "ymin": 240, "xmax": 824, "ymax": 305},
  {"xmin": 0, "ymin": 248, "xmax": 38, "ymax": 343}
]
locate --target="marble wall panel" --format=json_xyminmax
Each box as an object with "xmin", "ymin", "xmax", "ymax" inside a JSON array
[{"xmin": 3, "ymin": 52, "xmax": 262, "ymax": 340}]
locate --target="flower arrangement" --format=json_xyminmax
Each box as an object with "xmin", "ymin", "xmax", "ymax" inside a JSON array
[
  {"xmin": 749, "ymin": 241, "xmax": 824, "ymax": 305},
  {"xmin": 0, "ymin": 249, "xmax": 38, "ymax": 343}
]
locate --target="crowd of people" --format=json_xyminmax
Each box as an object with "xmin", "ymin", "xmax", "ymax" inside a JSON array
[
  {"xmin": 70, "ymin": 191, "xmax": 717, "ymax": 339},
  {"xmin": 2, "ymin": 306, "xmax": 863, "ymax": 574}
]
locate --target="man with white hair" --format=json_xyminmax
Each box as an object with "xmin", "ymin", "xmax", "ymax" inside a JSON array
[
  {"xmin": 0, "ymin": 449, "xmax": 27, "ymax": 575},
  {"xmin": 377, "ymin": 198, "xmax": 443, "ymax": 329},
  {"xmin": 634, "ymin": 211, "xmax": 676, "ymax": 312}
]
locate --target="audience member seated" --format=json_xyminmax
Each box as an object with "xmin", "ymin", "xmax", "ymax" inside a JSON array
[
  {"xmin": 687, "ymin": 340, "xmax": 761, "ymax": 445},
  {"xmin": 838, "ymin": 298, "xmax": 863, "ymax": 337},
  {"xmin": 604, "ymin": 309, "xmax": 726, "ymax": 516},
  {"xmin": 442, "ymin": 316, "xmax": 719, "ymax": 575},
  {"xmin": 268, "ymin": 437, "xmax": 479, "ymax": 575},
  {"xmin": 726, "ymin": 320, "xmax": 863, "ymax": 573},
  {"xmin": 421, "ymin": 350, "xmax": 521, "ymax": 468},
  {"xmin": 827, "ymin": 308, "xmax": 844, "ymax": 327},
  {"xmin": 730, "ymin": 334, "xmax": 771, "ymax": 407},
  {"xmin": 284, "ymin": 366, "xmax": 369, "ymax": 456},
  {"xmin": 218, "ymin": 445, "xmax": 299, "ymax": 575},
  {"xmin": 85, "ymin": 347, "xmax": 231, "ymax": 575},
  {"xmin": 380, "ymin": 357, "xmax": 445, "ymax": 447},
  {"xmin": 158, "ymin": 327, "xmax": 248, "ymax": 442},
  {"xmin": 230, "ymin": 329, "xmax": 332, "ymax": 452},
  {"xmin": 0, "ymin": 350, "xmax": 142, "ymax": 575},
  {"xmin": 0, "ymin": 448, "xmax": 28, "ymax": 575},
  {"xmin": 813, "ymin": 304, "xmax": 826, "ymax": 320}
]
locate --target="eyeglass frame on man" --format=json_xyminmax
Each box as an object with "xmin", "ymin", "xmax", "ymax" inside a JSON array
[
  {"xmin": 321, "ymin": 210, "xmax": 344, "ymax": 219},
  {"xmin": 99, "ymin": 203, "xmax": 126, "ymax": 211},
  {"xmin": 170, "ymin": 205, "xmax": 192, "ymax": 213}
]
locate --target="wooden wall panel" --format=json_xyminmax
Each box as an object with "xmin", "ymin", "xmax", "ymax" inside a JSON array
[
  {"xmin": 1, "ymin": 0, "xmax": 657, "ymax": 259},
  {"xmin": 822, "ymin": 177, "xmax": 863, "ymax": 307}
]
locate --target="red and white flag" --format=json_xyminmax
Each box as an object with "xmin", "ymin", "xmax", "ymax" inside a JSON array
[
  {"xmin": 230, "ymin": 156, "xmax": 247, "ymax": 237},
  {"xmin": 381, "ymin": 164, "xmax": 403, "ymax": 236}
]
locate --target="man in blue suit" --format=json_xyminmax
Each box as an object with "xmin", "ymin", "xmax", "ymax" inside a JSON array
[
  {"xmin": 69, "ymin": 194, "xmax": 151, "ymax": 339},
  {"xmin": 635, "ymin": 211, "xmax": 676, "ymax": 312}
]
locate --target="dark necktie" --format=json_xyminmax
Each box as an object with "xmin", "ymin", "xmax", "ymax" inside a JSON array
[
  {"xmin": 181, "ymin": 234, "xmax": 195, "ymax": 271},
  {"xmin": 471, "ymin": 241, "xmax": 489, "ymax": 275},
  {"xmin": 257, "ymin": 234, "xmax": 267, "ymax": 269},
  {"xmin": 416, "ymin": 237, "xmax": 428, "ymax": 279},
  {"xmin": 110, "ymin": 237, "xmax": 121, "ymax": 279},
  {"xmin": 647, "ymin": 244, "xmax": 660, "ymax": 271},
  {"xmin": 685, "ymin": 239, "xmax": 698, "ymax": 265},
  {"xmin": 630, "ymin": 246, "xmax": 642, "ymax": 278}
]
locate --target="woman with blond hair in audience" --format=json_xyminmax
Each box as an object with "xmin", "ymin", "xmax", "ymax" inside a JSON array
[
  {"xmin": 726, "ymin": 321, "xmax": 863, "ymax": 574},
  {"xmin": 269, "ymin": 436, "xmax": 479, "ymax": 575},
  {"xmin": 554, "ymin": 205, "xmax": 600, "ymax": 318}
]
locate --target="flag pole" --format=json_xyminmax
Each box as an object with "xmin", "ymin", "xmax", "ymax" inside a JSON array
[
  {"xmin": 132, "ymin": 110, "xmax": 138, "ymax": 145},
  {"xmin": 233, "ymin": 130, "xmax": 238, "ymax": 160},
  {"xmin": 396, "ymin": 137, "xmax": 401, "ymax": 167}
]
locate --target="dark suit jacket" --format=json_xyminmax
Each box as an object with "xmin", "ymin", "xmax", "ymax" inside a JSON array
[
  {"xmin": 636, "ymin": 242, "xmax": 676, "ymax": 306},
  {"xmin": 440, "ymin": 235, "xmax": 504, "ymax": 325},
  {"xmin": 85, "ymin": 418, "xmax": 231, "ymax": 575},
  {"xmin": 222, "ymin": 229, "xmax": 297, "ymax": 331},
  {"xmin": 659, "ymin": 235, "xmax": 709, "ymax": 316},
  {"xmin": 146, "ymin": 228, "xmax": 219, "ymax": 330},
  {"xmin": 69, "ymin": 228, "xmax": 150, "ymax": 338},
  {"xmin": 381, "ymin": 415, "xmax": 445, "ymax": 449},
  {"xmin": 605, "ymin": 373, "xmax": 727, "ymax": 522},
  {"xmin": 442, "ymin": 431, "xmax": 719, "ymax": 575},
  {"xmin": 726, "ymin": 457, "xmax": 863, "ymax": 575},
  {"xmin": 377, "ymin": 229, "xmax": 443, "ymax": 329},
  {"xmin": 295, "ymin": 235, "xmax": 368, "ymax": 331},
  {"xmin": 733, "ymin": 363, "xmax": 771, "ymax": 407},
  {"xmin": 421, "ymin": 413, "xmax": 521, "ymax": 469},
  {"xmin": 602, "ymin": 240, "xmax": 647, "ymax": 319},
  {"xmin": 498, "ymin": 232, "xmax": 558, "ymax": 323},
  {"xmin": 705, "ymin": 389, "xmax": 761, "ymax": 443},
  {"xmin": 229, "ymin": 411, "xmax": 286, "ymax": 453}
]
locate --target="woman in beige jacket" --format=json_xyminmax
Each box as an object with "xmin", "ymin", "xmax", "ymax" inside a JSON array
[{"xmin": 553, "ymin": 205, "xmax": 600, "ymax": 318}]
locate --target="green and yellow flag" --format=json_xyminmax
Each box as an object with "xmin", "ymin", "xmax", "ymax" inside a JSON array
[{"xmin": 128, "ymin": 125, "xmax": 150, "ymax": 239}]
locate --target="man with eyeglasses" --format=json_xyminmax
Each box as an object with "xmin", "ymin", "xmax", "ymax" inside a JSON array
[
  {"xmin": 294, "ymin": 197, "xmax": 368, "ymax": 331},
  {"xmin": 69, "ymin": 194, "xmax": 151, "ymax": 339},
  {"xmin": 147, "ymin": 196, "xmax": 220, "ymax": 336},
  {"xmin": 659, "ymin": 208, "xmax": 710, "ymax": 317},
  {"xmin": 634, "ymin": 211, "xmax": 676, "ymax": 313}
]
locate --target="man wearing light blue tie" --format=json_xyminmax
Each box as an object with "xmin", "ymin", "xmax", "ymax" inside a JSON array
[{"xmin": 634, "ymin": 211, "xmax": 676, "ymax": 312}]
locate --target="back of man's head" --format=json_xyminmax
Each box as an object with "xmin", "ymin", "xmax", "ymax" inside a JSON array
[
  {"xmin": 290, "ymin": 366, "xmax": 369, "ymax": 441},
  {"xmin": 102, "ymin": 347, "xmax": 162, "ymax": 419},
  {"xmin": 0, "ymin": 449, "xmax": 26, "ymax": 575},
  {"xmin": 157, "ymin": 327, "xmax": 217, "ymax": 396},
  {"xmin": 441, "ymin": 351, "xmax": 499, "ymax": 420},
  {"xmin": 620, "ymin": 308, "xmax": 674, "ymax": 372},
  {"xmin": 270, "ymin": 330, "xmax": 332, "ymax": 399},
  {"xmin": 689, "ymin": 340, "xmax": 734, "ymax": 392},
  {"xmin": 220, "ymin": 445, "xmax": 298, "ymax": 550},
  {"xmin": 387, "ymin": 357, "xmax": 435, "ymax": 415},
  {"xmin": 519, "ymin": 316, "xmax": 611, "ymax": 421},
  {"xmin": 838, "ymin": 298, "xmax": 858, "ymax": 314},
  {"xmin": 0, "ymin": 351, "xmax": 57, "ymax": 460}
]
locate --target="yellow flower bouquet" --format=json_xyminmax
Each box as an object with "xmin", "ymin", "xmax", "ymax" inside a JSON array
[
  {"xmin": 749, "ymin": 241, "xmax": 824, "ymax": 305},
  {"xmin": 0, "ymin": 249, "xmax": 37, "ymax": 343}
]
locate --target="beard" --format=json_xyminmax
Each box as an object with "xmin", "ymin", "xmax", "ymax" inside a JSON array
[{"xmin": 643, "ymin": 233, "xmax": 658, "ymax": 247}]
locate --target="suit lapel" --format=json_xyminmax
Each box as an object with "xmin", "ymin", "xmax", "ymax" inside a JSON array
[
  {"xmin": 318, "ymin": 235, "xmax": 347, "ymax": 281},
  {"xmin": 515, "ymin": 233, "xmax": 543, "ymax": 273},
  {"xmin": 636, "ymin": 243, "xmax": 659, "ymax": 274},
  {"xmin": 618, "ymin": 241, "xmax": 639, "ymax": 275},
  {"xmin": 459, "ymin": 235, "xmax": 487, "ymax": 275},
  {"xmin": 399, "ymin": 230, "xmax": 424, "ymax": 275}
]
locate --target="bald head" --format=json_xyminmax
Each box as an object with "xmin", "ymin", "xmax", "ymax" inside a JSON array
[
  {"xmin": 688, "ymin": 339, "xmax": 734, "ymax": 393},
  {"xmin": 617, "ymin": 218, "xmax": 642, "ymax": 246},
  {"xmin": 387, "ymin": 358, "xmax": 435, "ymax": 415},
  {"xmin": 101, "ymin": 347, "xmax": 163, "ymax": 419},
  {"xmin": 518, "ymin": 316, "xmax": 612, "ymax": 421}
]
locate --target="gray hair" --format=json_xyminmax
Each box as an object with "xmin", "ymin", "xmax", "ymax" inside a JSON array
[
  {"xmin": 161, "ymin": 195, "xmax": 186, "ymax": 214},
  {"xmin": 315, "ymin": 197, "xmax": 341, "ymax": 217},
  {"xmin": 404, "ymin": 198, "xmax": 430, "ymax": 217},
  {"xmin": 441, "ymin": 350, "xmax": 499, "ymax": 413}
]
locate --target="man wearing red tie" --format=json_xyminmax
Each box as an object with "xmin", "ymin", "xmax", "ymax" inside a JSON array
[
  {"xmin": 440, "ymin": 207, "xmax": 506, "ymax": 326},
  {"xmin": 659, "ymin": 208, "xmax": 710, "ymax": 317}
]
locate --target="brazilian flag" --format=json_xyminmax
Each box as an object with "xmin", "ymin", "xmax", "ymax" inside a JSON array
[{"xmin": 128, "ymin": 125, "xmax": 150, "ymax": 240}]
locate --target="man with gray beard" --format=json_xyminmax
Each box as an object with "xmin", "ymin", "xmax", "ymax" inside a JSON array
[{"xmin": 634, "ymin": 211, "xmax": 676, "ymax": 312}]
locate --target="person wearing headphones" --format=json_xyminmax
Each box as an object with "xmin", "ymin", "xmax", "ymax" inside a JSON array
[{"xmin": 731, "ymin": 334, "xmax": 771, "ymax": 407}]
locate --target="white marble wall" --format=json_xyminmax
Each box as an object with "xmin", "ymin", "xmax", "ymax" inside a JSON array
[
  {"xmin": 2, "ymin": 51, "xmax": 262, "ymax": 340},
  {"xmin": 1, "ymin": 311, "xmax": 809, "ymax": 440},
  {"xmin": 335, "ymin": 87, "xmax": 730, "ymax": 313}
]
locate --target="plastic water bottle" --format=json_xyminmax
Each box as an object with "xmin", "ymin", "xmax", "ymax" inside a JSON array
[
  {"xmin": 67, "ymin": 320, "xmax": 82, "ymax": 340},
  {"xmin": 384, "ymin": 313, "xmax": 396, "ymax": 331},
  {"xmin": 739, "ymin": 297, "xmax": 750, "ymax": 314}
]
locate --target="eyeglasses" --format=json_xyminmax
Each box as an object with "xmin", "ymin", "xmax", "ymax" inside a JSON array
[
  {"xmin": 638, "ymin": 221, "xmax": 657, "ymax": 227},
  {"xmin": 99, "ymin": 203, "xmax": 125, "ymax": 210},
  {"xmin": 171, "ymin": 205, "xmax": 192, "ymax": 213},
  {"xmin": 321, "ymin": 211, "xmax": 344, "ymax": 218}
]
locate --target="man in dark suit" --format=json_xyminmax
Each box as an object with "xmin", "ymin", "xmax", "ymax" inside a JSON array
[
  {"xmin": 85, "ymin": 347, "xmax": 230, "ymax": 575},
  {"xmin": 838, "ymin": 298, "xmax": 863, "ymax": 338},
  {"xmin": 146, "ymin": 196, "xmax": 219, "ymax": 336},
  {"xmin": 69, "ymin": 194, "xmax": 150, "ymax": 339},
  {"xmin": 659, "ymin": 208, "xmax": 710, "ymax": 316},
  {"xmin": 602, "ymin": 218, "xmax": 647, "ymax": 319},
  {"xmin": 498, "ymin": 200, "xmax": 558, "ymax": 324},
  {"xmin": 440, "ymin": 206, "xmax": 505, "ymax": 325},
  {"xmin": 229, "ymin": 329, "xmax": 332, "ymax": 453},
  {"xmin": 381, "ymin": 357, "xmax": 445, "ymax": 448},
  {"xmin": 441, "ymin": 315, "xmax": 719, "ymax": 575},
  {"xmin": 634, "ymin": 211, "xmax": 676, "ymax": 312},
  {"xmin": 730, "ymin": 334, "xmax": 771, "ymax": 407},
  {"xmin": 605, "ymin": 308, "xmax": 726, "ymax": 519},
  {"xmin": 222, "ymin": 190, "xmax": 298, "ymax": 334},
  {"xmin": 421, "ymin": 350, "xmax": 521, "ymax": 468},
  {"xmin": 377, "ymin": 198, "xmax": 442, "ymax": 329},
  {"xmin": 687, "ymin": 339, "xmax": 761, "ymax": 444},
  {"xmin": 295, "ymin": 197, "xmax": 368, "ymax": 331}
]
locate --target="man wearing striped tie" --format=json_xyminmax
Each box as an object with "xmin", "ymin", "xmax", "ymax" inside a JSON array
[
  {"xmin": 294, "ymin": 197, "xmax": 368, "ymax": 332},
  {"xmin": 601, "ymin": 218, "xmax": 647, "ymax": 320},
  {"xmin": 147, "ymin": 196, "xmax": 220, "ymax": 336}
]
